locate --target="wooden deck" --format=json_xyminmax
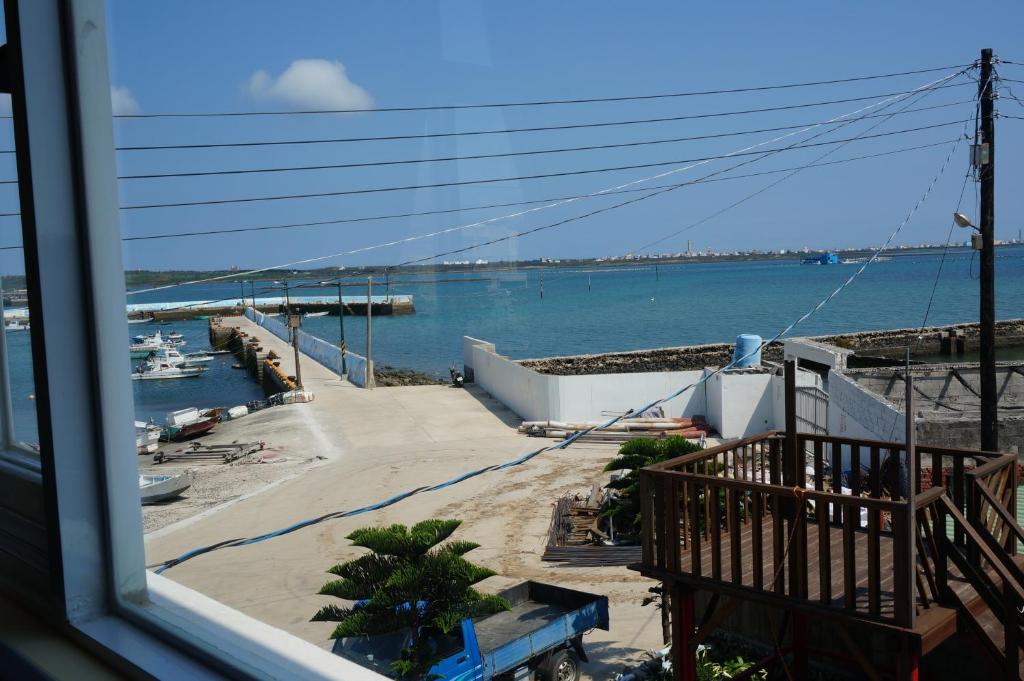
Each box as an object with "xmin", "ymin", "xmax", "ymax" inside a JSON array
[{"xmin": 637, "ymin": 426, "xmax": 1024, "ymax": 679}]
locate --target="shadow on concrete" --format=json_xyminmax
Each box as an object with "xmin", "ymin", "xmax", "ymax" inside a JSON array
[{"xmin": 464, "ymin": 384, "xmax": 525, "ymax": 429}]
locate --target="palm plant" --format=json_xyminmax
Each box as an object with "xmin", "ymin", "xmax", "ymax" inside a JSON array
[
  {"xmin": 602, "ymin": 436, "xmax": 702, "ymax": 539},
  {"xmin": 312, "ymin": 519, "xmax": 509, "ymax": 680}
]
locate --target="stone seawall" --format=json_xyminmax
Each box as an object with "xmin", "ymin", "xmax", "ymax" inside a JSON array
[{"xmin": 208, "ymin": 317, "xmax": 295, "ymax": 396}]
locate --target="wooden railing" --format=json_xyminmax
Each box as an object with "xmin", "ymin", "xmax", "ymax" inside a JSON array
[{"xmin": 640, "ymin": 431, "xmax": 1015, "ymax": 629}]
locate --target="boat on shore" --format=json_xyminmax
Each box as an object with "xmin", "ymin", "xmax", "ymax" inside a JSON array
[
  {"xmin": 135, "ymin": 420, "xmax": 161, "ymax": 455},
  {"xmin": 162, "ymin": 407, "xmax": 220, "ymax": 441},
  {"xmin": 139, "ymin": 470, "xmax": 193, "ymax": 504}
]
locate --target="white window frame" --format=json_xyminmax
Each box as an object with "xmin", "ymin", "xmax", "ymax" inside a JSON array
[{"xmin": 0, "ymin": 1, "xmax": 388, "ymax": 678}]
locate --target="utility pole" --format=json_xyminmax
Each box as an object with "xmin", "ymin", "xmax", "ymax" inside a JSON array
[
  {"xmin": 250, "ymin": 281, "xmax": 257, "ymax": 310},
  {"xmin": 337, "ymin": 280, "xmax": 347, "ymax": 375},
  {"xmin": 239, "ymin": 281, "xmax": 245, "ymax": 309},
  {"xmin": 979, "ymin": 48, "xmax": 998, "ymax": 451},
  {"xmin": 366, "ymin": 276, "xmax": 375, "ymax": 389},
  {"xmin": 289, "ymin": 313, "xmax": 303, "ymax": 390}
]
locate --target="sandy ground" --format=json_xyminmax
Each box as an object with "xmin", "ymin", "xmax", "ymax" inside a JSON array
[{"xmin": 144, "ymin": 316, "xmax": 664, "ymax": 679}]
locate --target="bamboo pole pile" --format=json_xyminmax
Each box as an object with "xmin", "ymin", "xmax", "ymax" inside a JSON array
[{"xmin": 519, "ymin": 415, "xmax": 711, "ymax": 440}]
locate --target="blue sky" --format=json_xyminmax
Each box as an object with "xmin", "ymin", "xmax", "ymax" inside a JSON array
[{"xmin": 6, "ymin": 2, "xmax": 1024, "ymax": 272}]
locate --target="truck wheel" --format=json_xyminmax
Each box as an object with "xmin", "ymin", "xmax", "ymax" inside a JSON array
[{"xmin": 539, "ymin": 649, "xmax": 580, "ymax": 681}]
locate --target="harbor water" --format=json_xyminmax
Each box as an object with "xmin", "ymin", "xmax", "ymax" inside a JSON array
[{"xmin": 6, "ymin": 246, "xmax": 1024, "ymax": 442}]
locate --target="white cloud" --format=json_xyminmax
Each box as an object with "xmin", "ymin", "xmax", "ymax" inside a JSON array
[
  {"xmin": 110, "ymin": 85, "xmax": 140, "ymax": 115},
  {"xmin": 245, "ymin": 59, "xmax": 374, "ymax": 111}
]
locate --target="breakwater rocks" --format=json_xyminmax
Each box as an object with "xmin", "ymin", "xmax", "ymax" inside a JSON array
[
  {"xmin": 521, "ymin": 342, "xmax": 785, "ymax": 376},
  {"xmin": 819, "ymin": 319, "xmax": 1024, "ymax": 357},
  {"xmin": 373, "ymin": 365, "xmax": 446, "ymax": 387}
]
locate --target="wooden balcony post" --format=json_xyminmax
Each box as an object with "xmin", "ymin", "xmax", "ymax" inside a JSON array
[
  {"xmin": 670, "ymin": 584, "xmax": 697, "ymax": 681},
  {"xmin": 784, "ymin": 360, "xmax": 798, "ymax": 489}
]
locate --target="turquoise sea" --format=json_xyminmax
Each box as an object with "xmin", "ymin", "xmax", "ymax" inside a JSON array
[{"xmin": 7, "ymin": 246, "xmax": 1024, "ymax": 443}]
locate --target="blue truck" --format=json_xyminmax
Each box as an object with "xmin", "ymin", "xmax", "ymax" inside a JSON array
[{"xmin": 332, "ymin": 581, "xmax": 610, "ymax": 681}]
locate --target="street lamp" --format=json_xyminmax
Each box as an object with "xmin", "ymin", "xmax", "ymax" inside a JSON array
[
  {"xmin": 955, "ymin": 212, "xmax": 983, "ymax": 251},
  {"xmin": 320, "ymin": 279, "xmax": 347, "ymax": 375}
]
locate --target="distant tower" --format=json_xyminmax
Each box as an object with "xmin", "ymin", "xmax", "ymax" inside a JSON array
[{"xmin": 687, "ymin": 239, "xmax": 693, "ymax": 255}]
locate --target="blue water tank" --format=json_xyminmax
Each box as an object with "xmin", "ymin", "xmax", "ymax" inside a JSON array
[{"xmin": 732, "ymin": 334, "xmax": 763, "ymax": 368}]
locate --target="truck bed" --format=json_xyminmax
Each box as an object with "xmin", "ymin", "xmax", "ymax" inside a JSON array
[
  {"xmin": 478, "ymin": 581, "xmax": 609, "ymax": 677},
  {"xmin": 475, "ymin": 601, "xmax": 573, "ymax": 654}
]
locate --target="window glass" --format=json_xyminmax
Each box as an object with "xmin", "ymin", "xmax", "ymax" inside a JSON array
[
  {"xmin": 0, "ymin": 14, "xmax": 38, "ymax": 449},
  {"xmin": 99, "ymin": 3, "xmax": 1024, "ymax": 680}
]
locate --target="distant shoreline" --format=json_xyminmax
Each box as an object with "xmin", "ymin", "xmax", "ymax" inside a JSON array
[{"xmin": 3, "ymin": 242, "xmax": 1019, "ymax": 292}]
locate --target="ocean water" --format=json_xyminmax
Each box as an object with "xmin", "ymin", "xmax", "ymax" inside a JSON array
[{"xmin": 6, "ymin": 246, "xmax": 1024, "ymax": 441}]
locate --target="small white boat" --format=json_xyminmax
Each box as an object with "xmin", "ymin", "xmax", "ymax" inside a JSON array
[
  {"xmin": 139, "ymin": 470, "xmax": 193, "ymax": 504},
  {"xmin": 127, "ymin": 316, "xmax": 155, "ymax": 325},
  {"xmin": 5, "ymin": 320, "xmax": 29, "ymax": 331},
  {"xmin": 135, "ymin": 420, "xmax": 161, "ymax": 455},
  {"xmin": 132, "ymin": 360, "xmax": 206, "ymax": 380},
  {"xmin": 143, "ymin": 347, "xmax": 212, "ymax": 367},
  {"xmin": 304, "ymin": 311, "xmax": 329, "ymax": 317}
]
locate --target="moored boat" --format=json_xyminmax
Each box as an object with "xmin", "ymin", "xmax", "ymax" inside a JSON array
[
  {"xmin": 304, "ymin": 311, "xmax": 329, "ymax": 317},
  {"xmin": 132, "ymin": 360, "xmax": 206, "ymax": 380}
]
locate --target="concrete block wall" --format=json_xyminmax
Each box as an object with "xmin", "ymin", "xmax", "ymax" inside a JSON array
[{"xmin": 827, "ymin": 369, "xmax": 903, "ymax": 442}]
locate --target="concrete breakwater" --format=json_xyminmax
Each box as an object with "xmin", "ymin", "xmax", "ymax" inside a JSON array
[
  {"xmin": 130, "ymin": 294, "xmax": 414, "ymax": 322},
  {"xmin": 208, "ymin": 317, "xmax": 299, "ymax": 395}
]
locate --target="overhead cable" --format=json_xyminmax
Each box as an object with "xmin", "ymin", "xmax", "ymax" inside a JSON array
[
  {"xmin": 119, "ymin": 120, "xmax": 968, "ymax": 207},
  {"xmin": 108, "ymin": 97, "xmax": 972, "ymax": 153},
  {"xmin": 123, "ymin": 68, "xmax": 968, "ymax": 295},
  {"xmin": 106, "ymin": 64, "xmax": 973, "ymax": 119}
]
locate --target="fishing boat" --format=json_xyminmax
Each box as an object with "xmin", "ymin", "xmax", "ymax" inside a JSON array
[
  {"xmin": 304, "ymin": 311, "xmax": 329, "ymax": 317},
  {"xmin": 132, "ymin": 360, "xmax": 206, "ymax": 380},
  {"xmin": 142, "ymin": 347, "xmax": 213, "ymax": 367},
  {"xmin": 5, "ymin": 319, "xmax": 29, "ymax": 331},
  {"xmin": 135, "ymin": 420, "xmax": 161, "ymax": 455},
  {"xmin": 162, "ymin": 407, "xmax": 220, "ymax": 441},
  {"xmin": 127, "ymin": 316, "xmax": 155, "ymax": 325},
  {"xmin": 139, "ymin": 471, "xmax": 193, "ymax": 504},
  {"xmin": 134, "ymin": 330, "xmax": 186, "ymax": 346}
]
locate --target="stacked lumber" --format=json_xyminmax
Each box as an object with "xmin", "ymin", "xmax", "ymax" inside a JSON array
[{"xmin": 520, "ymin": 415, "xmax": 712, "ymax": 440}]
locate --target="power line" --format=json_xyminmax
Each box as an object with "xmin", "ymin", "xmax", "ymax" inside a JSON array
[
  {"xmin": 632, "ymin": 84, "xmax": 955, "ymax": 254},
  {"xmin": 0, "ymin": 138, "xmax": 959, "ymax": 251},
  {"xmin": 105, "ymin": 64, "xmax": 973, "ymax": 119},
  {"xmin": 107, "ymin": 97, "xmax": 973, "ymax": 153},
  {"xmin": 394, "ymin": 102, "xmax": 962, "ymax": 269},
  {"xmin": 103, "ymin": 139, "xmax": 955, "ymax": 245},
  {"xmin": 114, "ymin": 109, "xmax": 972, "ymax": 181},
  {"xmin": 123, "ymin": 69, "xmax": 967, "ymax": 295},
  {"xmin": 118, "ymin": 120, "xmax": 968, "ymax": 209}
]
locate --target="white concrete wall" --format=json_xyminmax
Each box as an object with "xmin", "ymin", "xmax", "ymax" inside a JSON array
[
  {"xmin": 552, "ymin": 369, "xmax": 707, "ymax": 423},
  {"xmin": 706, "ymin": 372, "xmax": 774, "ymax": 438},
  {"xmin": 465, "ymin": 337, "xmax": 707, "ymax": 423},
  {"xmin": 827, "ymin": 369, "xmax": 903, "ymax": 442},
  {"xmin": 469, "ymin": 342, "xmax": 556, "ymax": 422},
  {"xmin": 784, "ymin": 338, "xmax": 851, "ymax": 371}
]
